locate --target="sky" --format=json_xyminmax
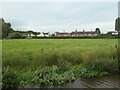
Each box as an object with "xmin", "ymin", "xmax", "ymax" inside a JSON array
[{"xmin": 0, "ymin": 1, "xmax": 118, "ymax": 33}]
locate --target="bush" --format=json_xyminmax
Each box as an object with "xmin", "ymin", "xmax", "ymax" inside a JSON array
[
  {"xmin": 8, "ymin": 32, "xmax": 23, "ymax": 39},
  {"xmin": 2, "ymin": 66, "xmax": 20, "ymax": 89}
]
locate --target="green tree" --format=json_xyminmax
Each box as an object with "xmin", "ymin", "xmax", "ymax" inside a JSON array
[
  {"xmin": 0, "ymin": 18, "xmax": 13, "ymax": 38},
  {"xmin": 2, "ymin": 23, "xmax": 13, "ymax": 38},
  {"xmin": 8, "ymin": 32, "xmax": 22, "ymax": 39},
  {"xmin": 115, "ymin": 17, "xmax": 120, "ymax": 31},
  {"xmin": 95, "ymin": 28, "xmax": 101, "ymax": 34},
  {"xmin": 33, "ymin": 32, "xmax": 39, "ymax": 37}
]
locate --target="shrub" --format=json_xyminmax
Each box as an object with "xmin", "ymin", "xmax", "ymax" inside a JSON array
[
  {"xmin": 8, "ymin": 32, "xmax": 22, "ymax": 39},
  {"xmin": 2, "ymin": 66, "xmax": 20, "ymax": 89}
]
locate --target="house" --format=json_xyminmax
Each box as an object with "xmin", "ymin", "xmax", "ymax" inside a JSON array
[
  {"xmin": 71, "ymin": 30, "xmax": 99, "ymax": 37},
  {"xmin": 54, "ymin": 30, "xmax": 99, "ymax": 37},
  {"xmin": 20, "ymin": 31, "xmax": 36, "ymax": 38},
  {"xmin": 21, "ymin": 31, "xmax": 41, "ymax": 38},
  {"xmin": 27, "ymin": 33, "xmax": 35, "ymax": 38},
  {"xmin": 43, "ymin": 32, "xmax": 50, "ymax": 37},
  {"xmin": 54, "ymin": 32, "xmax": 72, "ymax": 37},
  {"xmin": 107, "ymin": 31, "xmax": 118, "ymax": 35},
  {"xmin": 39, "ymin": 32, "xmax": 50, "ymax": 37}
]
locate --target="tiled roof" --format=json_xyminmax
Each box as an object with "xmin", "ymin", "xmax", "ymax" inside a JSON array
[
  {"xmin": 71, "ymin": 31, "xmax": 98, "ymax": 34},
  {"xmin": 55, "ymin": 32, "xmax": 68, "ymax": 35},
  {"xmin": 43, "ymin": 32, "xmax": 49, "ymax": 35}
]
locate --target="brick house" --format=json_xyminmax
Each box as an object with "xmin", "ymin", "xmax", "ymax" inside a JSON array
[
  {"xmin": 71, "ymin": 30, "xmax": 99, "ymax": 37},
  {"xmin": 54, "ymin": 32, "xmax": 72, "ymax": 37}
]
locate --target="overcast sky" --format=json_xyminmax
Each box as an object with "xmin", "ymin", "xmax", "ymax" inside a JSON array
[{"xmin": 0, "ymin": 2, "xmax": 118, "ymax": 33}]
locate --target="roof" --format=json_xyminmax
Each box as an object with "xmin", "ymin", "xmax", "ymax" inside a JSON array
[
  {"xmin": 55, "ymin": 32, "xmax": 69, "ymax": 35},
  {"xmin": 43, "ymin": 32, "xmax": 49, "ymax": 35},
  {"xmin": 107, "ymin": 31, "xmax": 118, "ymax": 33},
  {"xmin": 71, "ymin": 31, "xmax": 98, "ymax": 34}
]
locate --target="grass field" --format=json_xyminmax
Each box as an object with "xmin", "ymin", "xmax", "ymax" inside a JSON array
[{"xmin": 2, "ymin": 39, "xmax": 119, "ymax": 88}]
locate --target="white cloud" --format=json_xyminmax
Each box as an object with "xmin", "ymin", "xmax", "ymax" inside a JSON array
[{"xmin": 1, "ymin": 2, "xmax": 117, "ymax": 33}]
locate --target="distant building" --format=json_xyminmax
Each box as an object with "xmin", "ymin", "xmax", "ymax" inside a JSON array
[
  {"xmin": 55, "ymin": 30, "xmax": 99, "ymax": 37},
  {"xmin": 19, "ymin": 31, "xmax": 36, "ymax": 38},
  {"xmin": 39, "ymin": 32, "xmax": 50, "ymax": 37},
  {"xmin": 20, "ymin": 31, "xmax": 42, "ymax": 38},
  {"xmin": 43, "ymin": 32, "xmax": 50, "ymax": 37},
  {"xmin": 71, "ymin": 30, "xmax": 99, "ymax": 37},
  {"xmin": 107, "ymin": 31, "xmax": 118, "ymax": 35},
  {"xmin": 27, "ymin": 33, "xmax": 35, "ymax": 38},
  {"xmin": 54, "ymin": 32, "xmax": 72, "ymax": 37}
]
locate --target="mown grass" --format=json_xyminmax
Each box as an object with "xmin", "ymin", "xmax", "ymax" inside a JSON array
[{"xmin": 2, "ymin": 39, "xmax": 119, "ymax": 88}]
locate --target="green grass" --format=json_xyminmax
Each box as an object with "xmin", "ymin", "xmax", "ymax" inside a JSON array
[
  {"xmin": 2, "ymin": 39, "xmax": 119, "ymax": 88},
  {"xmin": 2, "ymin": 39, "xmax": 118, "ymax": 69}
]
